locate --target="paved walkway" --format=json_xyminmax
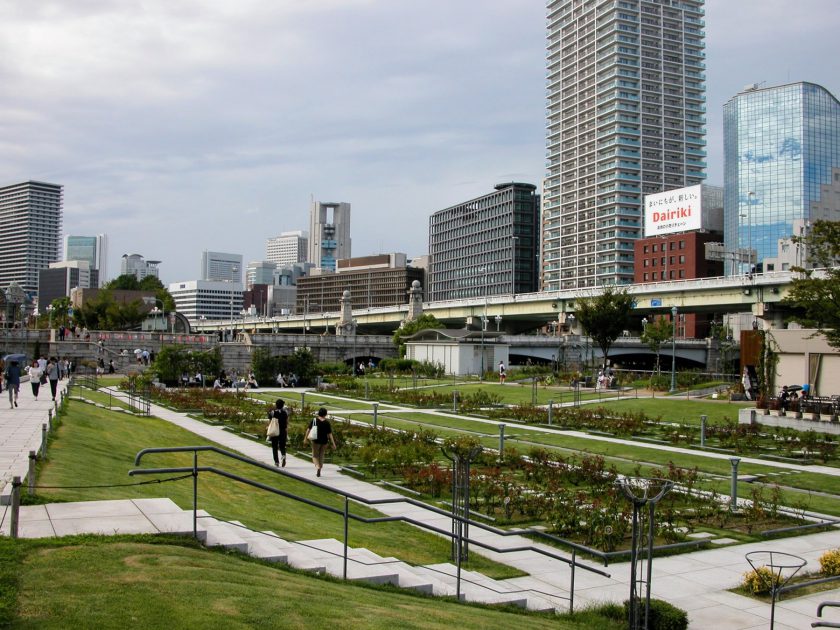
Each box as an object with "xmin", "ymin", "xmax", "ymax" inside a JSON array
[
  {"xmin": 2, "ymin": 384, "xmax": 840, "ymax": 628},
  {"xmin": 0, "ymin": 377, "xmax": 68, "ymax": 503}
]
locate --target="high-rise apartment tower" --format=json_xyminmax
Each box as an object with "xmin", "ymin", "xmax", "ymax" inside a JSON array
[
  {"xmin": 543, "ymin": 0, "xmax": 706, "ymax": 290},
  {"xmin": 309, "ymin": 201, "xmax": 351, "ymax": 272},
  {"xmin": 0, "ymin": 180, "xmax": 63, "ymax": 294}
]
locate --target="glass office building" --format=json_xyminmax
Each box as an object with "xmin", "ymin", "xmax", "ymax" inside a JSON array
[
  {"xmin": 723, "ymin": 82, "xmax": 840, "ymax": 272},
  {"xmin": 543, "ymin": 0, "xmax": 706, "ymax": 290}
]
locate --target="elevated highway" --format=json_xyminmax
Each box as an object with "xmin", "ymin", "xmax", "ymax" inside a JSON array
[{"xmin": 194, "ymin": 270, "xmax": 800, "ymax": 336}]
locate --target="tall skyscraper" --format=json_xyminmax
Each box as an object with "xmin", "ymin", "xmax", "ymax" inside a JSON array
[
  {"xmin": 429, "ymin": 182, "xmax": 540, "ymax": 301},
  {"xmin": 309, "ymin": 200, "xmax": 351, "ymax": 271},
  {"xmin": 64, "ymin": 234, "xmax": 108, "ymax": 286},
  {"xmin": 723, "ymin": 82, "xmax": 840, "ymax": 272},
  {"xmin": 0, "ymin": 180, "xmax": 63, "ymax": 294},
  {"xmin": 543, "ymin": 0, "xmax": 706, "ymax": 290},
  {"xmin": 200, "ymin": 251, "xmax": 243, "ymax": 282},
  {"xmin": 266, "ymin": 230, "xmax": 309, "ymax": 266}
]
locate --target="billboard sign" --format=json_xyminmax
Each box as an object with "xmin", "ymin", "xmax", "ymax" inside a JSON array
[{"xmin": 644, "ymin": 185, "xmax": 702, "ymax": 237}]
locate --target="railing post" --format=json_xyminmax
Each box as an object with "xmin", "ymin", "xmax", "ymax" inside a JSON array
[
  {"xmin": 10, "ymin": 476, "xmax": 21, "ymax": 539},
  {"xmin": 548, "ymin": 400, "xmax": 553, "ymax": 425},
  {"xmin": 192, "ymin": 450, "xmax": 198, "ymax": 539},
  {"xmin": 372, "ymin": 402, "xmax": 379, "ymax": 429},
  {"xmin": 453, "ymin": 391, "xmax": 458, "ymax": 412},
  {"xmin": 456, "ymin": 514, "xmax": 463, "ymax": 602},
  {"xmin": 498, "ymin": 424, "xmax": 506, "ymax": 460},
  {"xmin": 300, "ymin": 392, "xmax": 306, "ymax": 410},
  {"xmin": 729, "ymin": 457, "xmax": 740, "ymax": 511},
  {"xmin": 343, "ymin": 496, "xmax": 349, "ymax": 581},
  {"xmin": 570, "ymin": 548, "xmax": 576, "ymax": 613},
  {"xmin": 28, "ymin": 451, "xmax": 36, "ymax": 495},
  {"xmin": 41, "ymin": 423, "xmax": 48, "ymax": 458}
]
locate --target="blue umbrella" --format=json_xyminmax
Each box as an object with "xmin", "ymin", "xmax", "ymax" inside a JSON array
[{"xmin": 3, "ymin": 353, "xmax": 26, "ymax": 364}]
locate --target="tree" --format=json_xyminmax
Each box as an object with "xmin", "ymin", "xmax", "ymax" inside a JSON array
[
  {"xmin": 783, "ymin": 220, "xmax": 840, "ymax": 349},
  {"xmin": 104, "ymin": 274, "xmax": 141, "ymax": 290},
  {"xmin": 640, "ymin": 316, "xmax": 673, "ymax": 374},
  {"xmin": 574, "ymin": 288, "xmax": 635, "ymax": 370},
  {"xmin": 392, "ymin": 314, "xmax": 444, "ymax": 358}
]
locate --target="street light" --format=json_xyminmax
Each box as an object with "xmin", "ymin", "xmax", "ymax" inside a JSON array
[
  {"xmin": 567, "ymin": 313, "xmax": 575, "ymax": 372},
  {"xmin": 670, "ymin": 306, "xmax": 678, "ymax": 393},
  {"xmin": 478, "ymin": 266, "xmax": 488, "ymax": 380},
  {"xmin": 494, "ymin": 315, "xmax": 502, "ymax": 331},
  {"xmin": 746, "ymin": 192, "xmax": 755, "ymax": 273},
  {"xmin": 47, "ymin": 305, "xmax": 54, "ymax": 330}
]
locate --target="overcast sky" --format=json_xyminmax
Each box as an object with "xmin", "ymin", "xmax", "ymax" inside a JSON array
[{"xmin": 1, "ymin": 0, "xmax": 838, "ymax": 284}]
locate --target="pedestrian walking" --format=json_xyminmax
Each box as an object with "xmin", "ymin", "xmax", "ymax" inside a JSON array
[
  {"xmin": 5, "ymin": 360, "xmax": 21, "ymax": 408},
  {"xmin": 303, "ymin": 407, "xmax": 337, "ymax": 477},
  {"xmin": 266, "ymin": 399, "xmax": 289, "ymax": 467},
  {"xmin": 26, "ymin": 360, "xmax": 43, "ymax": 400},
  {"xmin": 498, "ymin": 361, "xmax": 506, "ymax": 384},
  {"xmin": 46, "ymin": 357, "xmax": 60, "ymax": 401}
]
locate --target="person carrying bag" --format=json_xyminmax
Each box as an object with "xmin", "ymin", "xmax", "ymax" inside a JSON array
[
  {"xmin": 302, "ymin": 407, "xmax": 336, "ymax": 477},
  {"xmin": 266, "ymin": 399, "xmax": 289, "ymax": 467}
]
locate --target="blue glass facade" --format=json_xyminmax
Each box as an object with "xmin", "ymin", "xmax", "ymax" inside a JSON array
[{"xmin": 723, "ymin": 82, "xmax": 840, "ymax": 272}]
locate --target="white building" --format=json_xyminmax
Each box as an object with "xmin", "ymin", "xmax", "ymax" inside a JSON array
[
  {"xmin": 120, "ymin": 254, "xmax": 160, "ymax": 281},
  {"xmin": 309, "ymin": 200, "xmax": 351, "ymax": 271},
  {"xmin": 542, "ymin": 0, "xmax": 706, "ymax": 290},
  {"xmin": 246, "ymin": 261, "xmax": 277, "ymax": 289},
  {"xmin": 168, "ymin": 279, "xmax": 244, "ymax": 323},
  {"xmin": 201, "ymin": 251, "xmax": 242, "ymax": 282},
  {"xmin": 266, "ymin": 230, "xmax": 309, "ymax": 267}
]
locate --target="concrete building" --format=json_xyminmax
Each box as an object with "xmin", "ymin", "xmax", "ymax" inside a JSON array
[
  {"xmin": 201, "ymin": 251, "xmax": 242, "ymax": 282},
  {"xmin": 168, "ymin": 279, "xmax": 244, "ymax": 323},
  {"xmin": 64, "ymin": 234, "xmax": 107, "ymax": 285},
  {"xmin": 543, "ymin": 0, "xmax": 706, "ymax": 290},
  {"xmin": 724, "ymin": 82, "xmax": 840, "ymax": 272},
  {"xmin": 309, "ymin": 200, "xmax": 351, "ymax": 271},
  {"xmin": 0, "ymin": 180, "xmax": 63, "ymax": 294},
  {"xmin": 120, "ymin": 254, "xmax": 160, "ymax": 281},
  {"xmin": 428, "ymin": 182, "xmax": 540, "ymax": 302},
  {"xmin": 38, "ymin": 261, "xmax": 98, "ymax": 310},
  {"xmin": 296, "ymin": 254, "xmax": 423, "ymax": 314},
  {"xmin": 267, "ymin": 230, "xmax": 309, "ymax": 266},
  {"xmin": 245, "ymin": 261, "xmax": 277, "ymax": 289}
]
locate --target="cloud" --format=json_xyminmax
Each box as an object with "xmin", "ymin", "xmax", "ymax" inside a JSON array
[{"xmin": 0, "ymin": 0, "xmax": 837, "ymax": 282}]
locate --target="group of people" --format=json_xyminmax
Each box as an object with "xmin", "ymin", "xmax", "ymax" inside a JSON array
[
  {"xmin": 778, "ymin": 384, "xmax": 810, "ymax": 412},
  {"xmin": 266, "ymin": 399, "xmax": 336, "ymax": 477},
  {"xmin": 275, "ymin": 372, "xmax": 299, "ymax": 388},
  {"xmin": 1, "ymin": 355, "xmax": 67, "ymax": 408},
  {"xmin": 596, "ymin": 368, "xmax": 616, "ymax": 390}
]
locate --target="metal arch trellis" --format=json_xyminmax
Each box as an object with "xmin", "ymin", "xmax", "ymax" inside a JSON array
[
  {"xmin": 616, "ymin": 476, "xmax": 674, "ymax": 630},
  {"xmin": 441, "ymin": 444, "xmax": 482, "ymax": 563}
]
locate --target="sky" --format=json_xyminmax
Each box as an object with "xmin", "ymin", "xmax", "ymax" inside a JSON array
[{"xmin": 1, "ymin": 0, "xmax": 838, "ymax": 284}]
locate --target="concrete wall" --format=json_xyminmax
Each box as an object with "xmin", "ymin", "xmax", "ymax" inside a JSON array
[{"xmin": 771, "ymin": 329, "xmax": 839, "ymax": 396}]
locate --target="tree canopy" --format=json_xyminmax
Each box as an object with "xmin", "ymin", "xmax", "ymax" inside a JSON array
[
  {"xmin": 574, "ymin": 288, "xmax": 635, "ymax": 369},
  {"xmin": 783, "ymin": 220, "xmax": 840, "ymax": 349},
  {"xmin": 393, "ymin": 314, "xmax": 444, "ymax": 358}
]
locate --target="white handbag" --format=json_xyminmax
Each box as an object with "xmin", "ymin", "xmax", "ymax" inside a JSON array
[
  {"xmin": 308, "ymin": 419, "xmax": 319, "ymax": 441},
  {"xmin": 266, "ymin": 416, "xmax": 280, "ymax": 438}
]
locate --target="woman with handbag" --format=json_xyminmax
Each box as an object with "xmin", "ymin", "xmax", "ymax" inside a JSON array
[
  {"xmin": 265, "ymin": 399, "xmax": 289, "ymax": 467},
  {"xmin": 303, "ymin": 407, "xmax": 336, "ymax": 477}
]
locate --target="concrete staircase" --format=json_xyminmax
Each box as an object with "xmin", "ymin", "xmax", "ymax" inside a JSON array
[{"xmin": 134, "ymin": 501, "xmax": 564, "ymax": 611}]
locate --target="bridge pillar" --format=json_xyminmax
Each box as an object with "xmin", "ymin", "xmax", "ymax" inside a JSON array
[
  {"xmin": 337, "ymin": 290, "xmax": 357, "ymax": 336},
  {"xmin": 405, "ymin": 280, "xmax": 423, "ymax": 322}
]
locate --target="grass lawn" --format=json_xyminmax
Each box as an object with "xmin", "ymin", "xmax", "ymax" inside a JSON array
[
  {"xmin": 589, "ymin": 398, "xmax": 753, "ymax": 426},
  {"xmin": 0, "ymin": 536, "xmax": 620, "ymax": 630},
  {"xmin": 35, "ymin": 400, "xmax": 522, "ymax": 578}
]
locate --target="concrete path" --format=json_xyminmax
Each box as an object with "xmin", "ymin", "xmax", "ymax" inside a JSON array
[
  {"xmin": 3, "ymin": 384, "xmax": 840, "ymax": 628},
  {"xmin": 0, "ymin": 377, "xmax": 68, "ymax": 503}
]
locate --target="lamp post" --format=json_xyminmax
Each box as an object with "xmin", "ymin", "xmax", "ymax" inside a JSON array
[
  {"xmin": 567, "ymin": 313, "xmax": 575, "ymax": 371},
  {"xmin": 478, "ymin": 266, "xmax": 488, "ymax": 380},
  {"xmin": 47, "ymin": 305, "xmax": 54, "ymax": 331},
  {"xmin": 746, "ymin": 191, "xmax": 755, "ymax": 273},
  {"xmin": 494, "ymin": 315, "xmax": 502, "ymax": 332},
  {"xmin": 670, "ymin": 306, "xmax": 678, "ymax": 393},
  {"xmin": 151, "ymin": 306, "xmax": 161, "ymax": 331}
]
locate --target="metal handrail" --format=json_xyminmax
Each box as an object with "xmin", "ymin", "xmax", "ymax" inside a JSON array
[{"xmin": 130, "ymin": 445, "xmax": 610, "ymax": 611}]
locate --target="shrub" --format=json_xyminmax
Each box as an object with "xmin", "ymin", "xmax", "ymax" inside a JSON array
[
  {"xmin": 741, "ymin": 566, "xmax": 779, "ymax": 595},
  {"xmin": 623, "ymin": 598, "xmax": 688, "ymax": 630},
  {"xmin": 820, "ymin": 549, "xmax": 840, "ymax": 576}
]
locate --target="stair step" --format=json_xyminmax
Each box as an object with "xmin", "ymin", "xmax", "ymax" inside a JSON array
[
  {"xmin": 201, "ymin": 520, "xmax": 249, "ymax": 553},
  {"xmin": 414, "ymin": 564, "xmax": 529, "ymax": 608},
  {"xmin": 290, "ymin": 541, "xmax": 400, "ymax": 586}
]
